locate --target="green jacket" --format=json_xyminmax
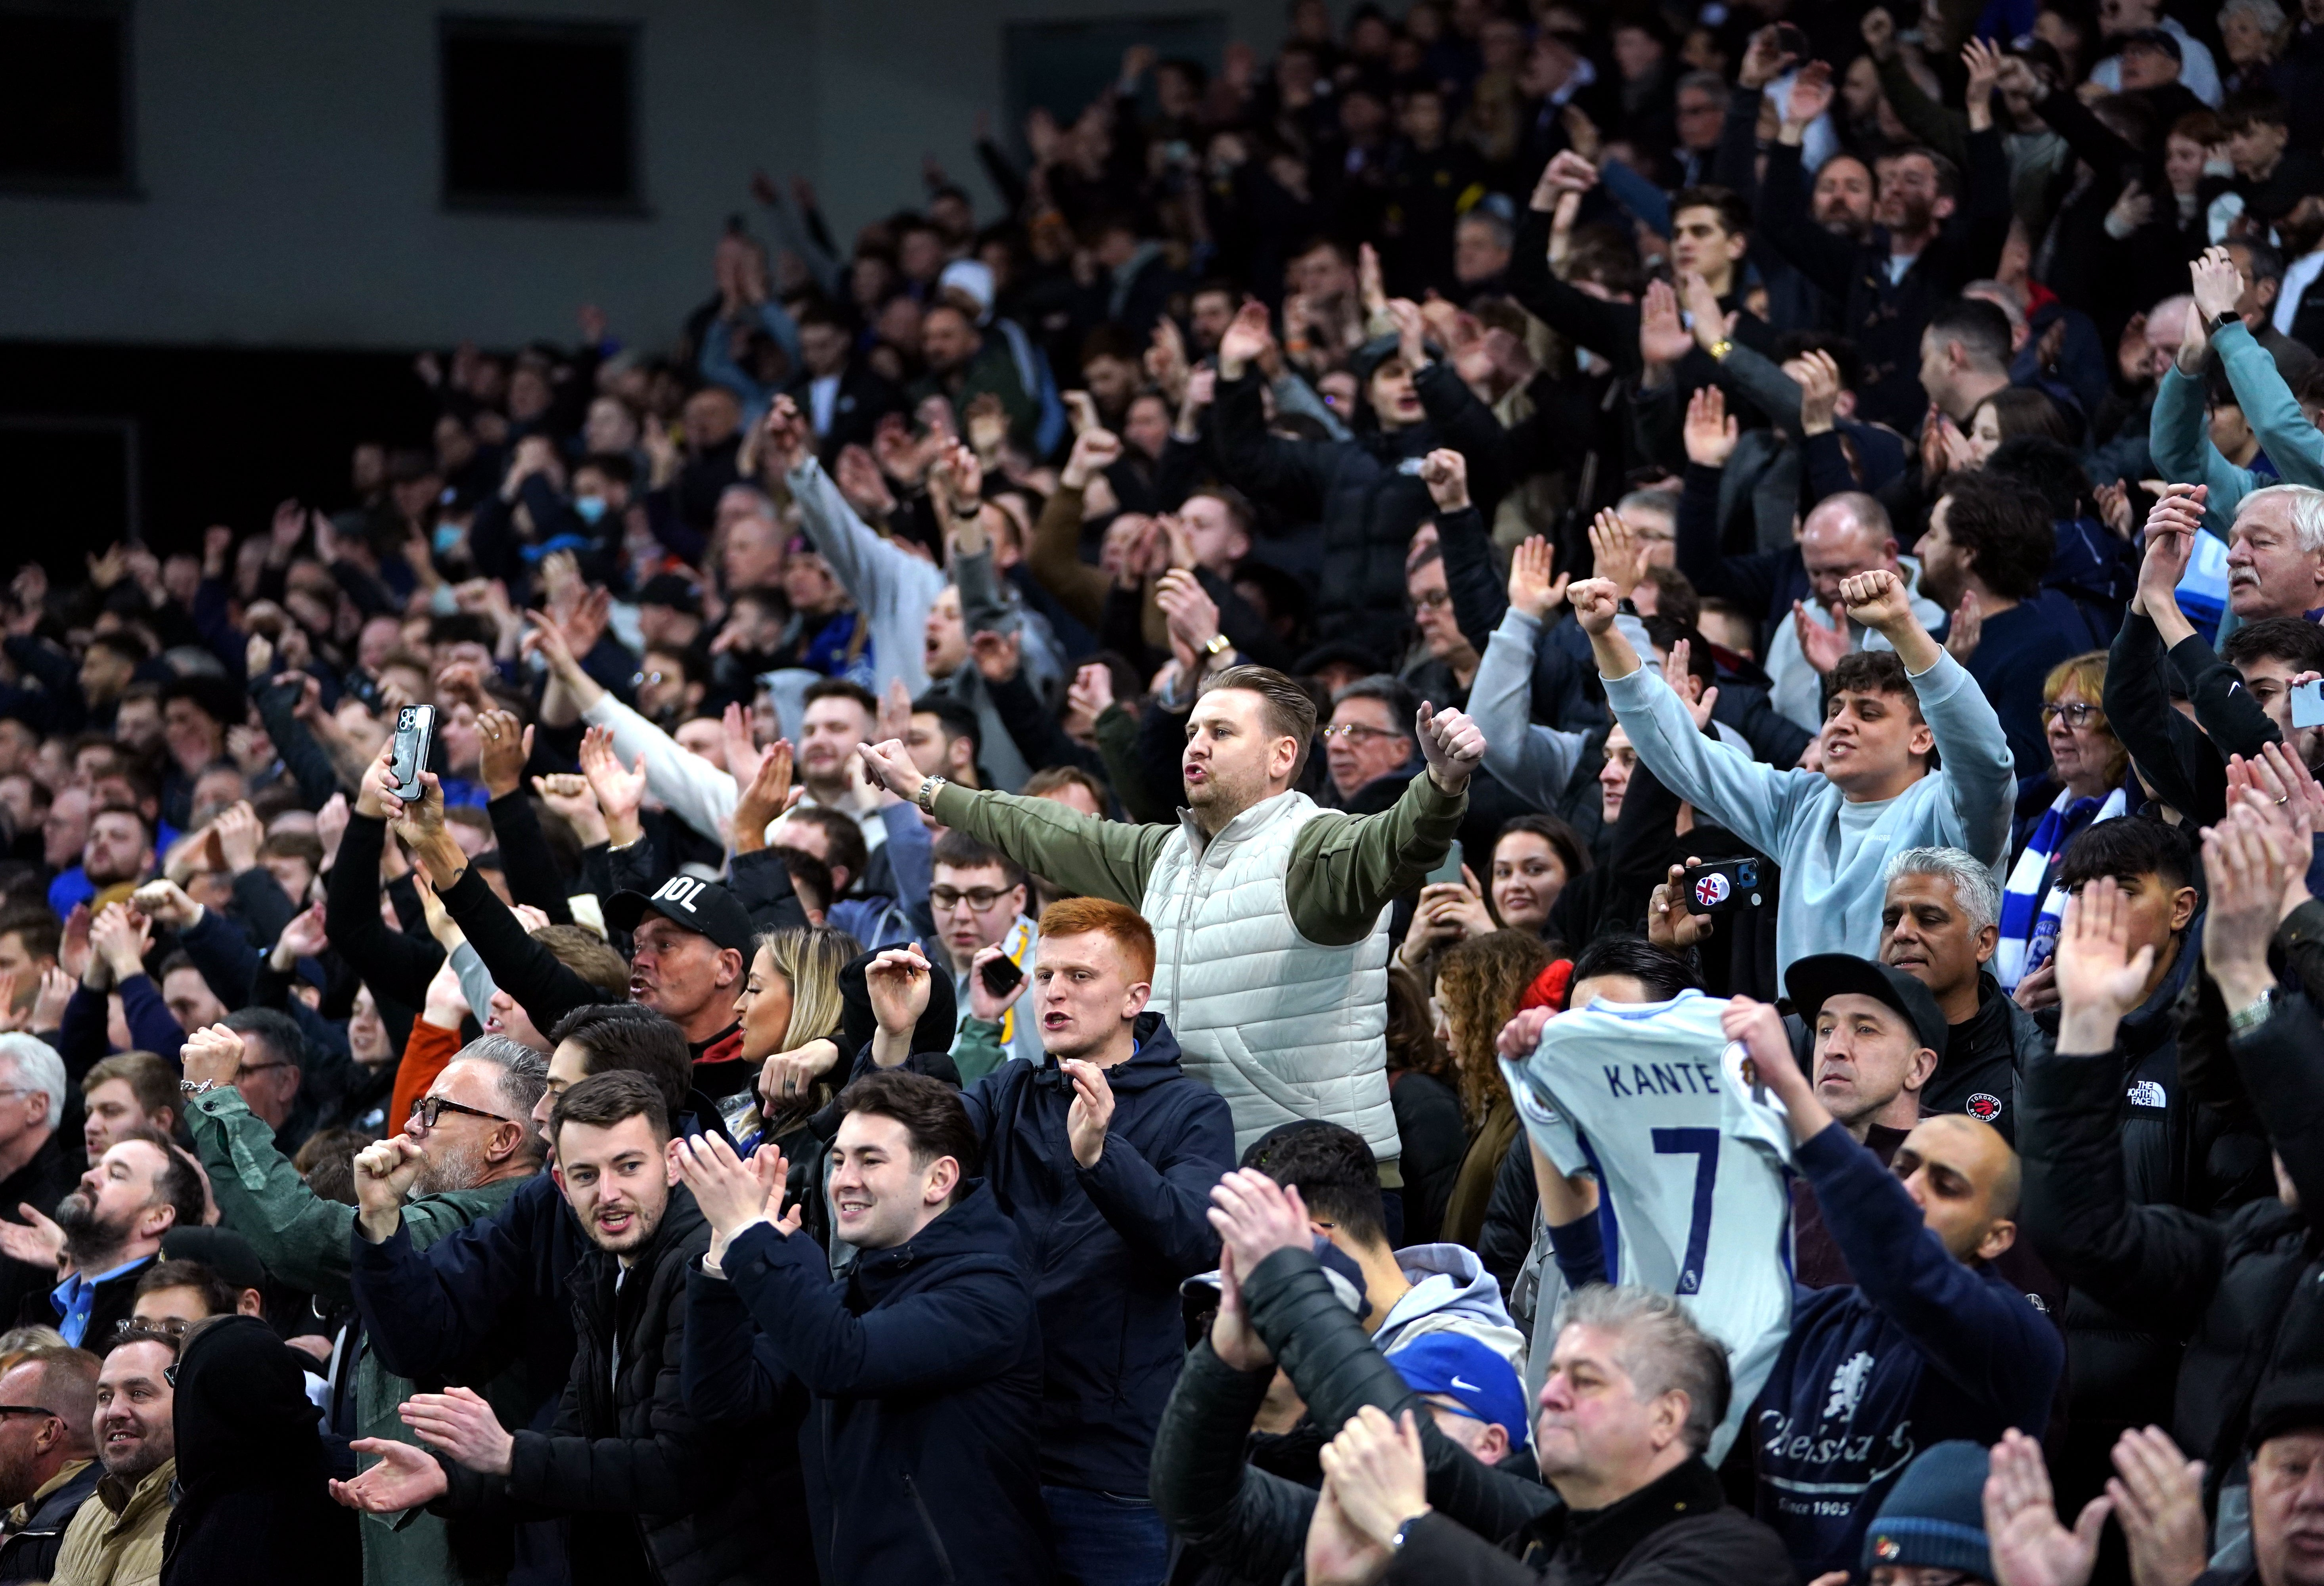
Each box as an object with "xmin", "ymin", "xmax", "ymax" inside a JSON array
[
  {"xmin": 187, "ymin": 1088, "xmax": 536, "ymax": 1586},
  {"xmin": 928, "ymin": 768, "xmax": 1466, "ymax": 946}
]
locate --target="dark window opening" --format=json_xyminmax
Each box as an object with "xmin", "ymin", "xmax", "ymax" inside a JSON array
[
  {"xmin": 0, "ymin": 2, "xmax": 132, "ymax": 192},
  {"xmin": 439, "ymin": 17, "xmax": 639, "ymax": 211}
]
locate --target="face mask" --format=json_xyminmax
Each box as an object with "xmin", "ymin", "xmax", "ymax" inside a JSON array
[
  {"xmin": 432, "ymin": 523, "xmax": 464, "ymax": 555},
  {"xmin": 574, "ymin": 495, "xmax": 609, "ymax": 525}
]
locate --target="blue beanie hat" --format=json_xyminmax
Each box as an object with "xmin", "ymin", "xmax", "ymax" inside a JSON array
[{"xmin": 1863, "ymin": 1441, "xmax": 1993, "ymax": 1580}]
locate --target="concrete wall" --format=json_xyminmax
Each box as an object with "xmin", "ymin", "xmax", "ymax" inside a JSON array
[{"xmin": 0, "ymin": 0, "xmax": 1297, "ymax": 352}]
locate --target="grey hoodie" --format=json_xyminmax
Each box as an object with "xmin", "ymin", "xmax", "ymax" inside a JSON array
[{"xmin": 1374, "ymin": 1241, "xmax": 1527, "ymax": 1370}]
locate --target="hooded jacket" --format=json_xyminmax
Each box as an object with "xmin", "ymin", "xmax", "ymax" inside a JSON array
[
  {"xmin": 0, "ymin": 1458, "xmax": 98, "ymax": 1584},
  {"xmin": 159, "ymin": 1316, "xmax": 358, "ymax": 1586},
  {"xmin": 440, "ymin": 1185, "xmax": 799, "ymax": 1586},
  {"xmin": 682, "ymin": 1179, "xmax": 1050, "ymax": 1586},
  {"xmin": 1373, "ymin": 1243, "xmax": 1528, "ymax": 1366},
  {"xmin": 928, "ymin": 1010, "xmax": 1237, "ymax": 1496}
]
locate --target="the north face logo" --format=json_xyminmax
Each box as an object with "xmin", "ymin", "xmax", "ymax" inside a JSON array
[
  {"xmin": 2127, "ymin": 1080, "xmax": 2167, "ymax": 1109},
  {"xmin": 1966, "ymin": 1093, "xmax": 2002, "ymax": 1121}
]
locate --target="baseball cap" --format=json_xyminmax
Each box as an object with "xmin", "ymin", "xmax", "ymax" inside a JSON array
[
  {"xmin": 604, "ymin": 875, "xmax": 756, "ymax": 956},
  {"xmin": 1785, "ymin": 952, "xmax": 1948, "ymax": 1063},
  {"xmin": 1388, "ymin": 1331, "xmax": 1531, "ymax": 1448}
]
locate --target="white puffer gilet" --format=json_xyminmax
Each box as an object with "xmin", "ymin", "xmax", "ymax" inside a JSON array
[{"xmin": 1140, "ymin": 791, "xmax": 1397, "ymax": 1164}]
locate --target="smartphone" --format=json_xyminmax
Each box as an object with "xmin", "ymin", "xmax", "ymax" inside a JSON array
[
  {"xmin": 1424, "ymin": 838, "xmax": 1465, "ymax": 889},
  {"xmin": 1680, "ymin": 857, "xmax": 1765, "ymax": 915},
  {"xmin": 388, "ymin": 705, "xmax": 437, "ymax": 803},
  {"xmin": 979, "ymin": 953, "xmax": 1025, "ymax": 999},
  {"xmin": 2295, "ymin": 678, "xmax": 2324, "ymax": 729}
]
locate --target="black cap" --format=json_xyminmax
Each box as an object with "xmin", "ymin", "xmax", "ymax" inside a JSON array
[
  {"xmin": 637, "ymin": 572, "xmax": 702, "ymax": 615},
  {"xmin": 161, "ymin": 1226, "xmax": 268, "ymax": 1295},
  {"xmin": 2121, "ymin": 25, "xmax": 2182, "ymax": 60},
  {"xmin": 605, "ymin": 875, "xmax": 755, "ymax": 955},
  {"xmin": 1785, "ymin": 952, "xmax": 1949, "ymax": 1064}
]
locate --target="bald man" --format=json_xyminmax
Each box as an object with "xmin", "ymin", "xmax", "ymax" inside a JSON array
[
  {"xmin": 1767, "ymin": 495, "xmax": 1949, "ymax": 733},
  {"xmin": 1723, "ymin": 969, "xmax": 2061, "ymax": 1583}
]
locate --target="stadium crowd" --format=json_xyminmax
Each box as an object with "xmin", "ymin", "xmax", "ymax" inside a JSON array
[{"xmin": 7, "ymin": 0, "xmax": 2324, "ymax": 1582}]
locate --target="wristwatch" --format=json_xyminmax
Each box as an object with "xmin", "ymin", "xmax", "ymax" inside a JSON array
[
  {"xmin": 1201, "ymin": 632, "xmax": 1233, "ymax": 658},
  {"xmin": 2228, "ymin": 988, "xmax": 2276, "ymax": 1037},
  {"xmin": 1707, "ymin": 337, "xmax": 1734, "ymax": 362},
  {"xmin": 1390, "ymin": 1510, "xmax": 1433, "ymax": 1552},
  {"xmin": 178, "ymin": 1079, "xmax": 217, "ymax": 1097},
  {"xmin": 2213, "ymin": 311, "xmax": 2241, "ymax": 333},
  {"xmin": 915, "ymin": 775, "xmax": 949, "ymax": 815}
]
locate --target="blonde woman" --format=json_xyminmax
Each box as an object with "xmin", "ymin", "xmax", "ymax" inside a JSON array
[{"xmin": 733, "ymin": 925, "xmax": 861, "ymax": 1144}]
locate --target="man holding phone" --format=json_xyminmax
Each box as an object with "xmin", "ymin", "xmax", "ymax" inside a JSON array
[{"xmin": 919, "ymin": 829, "xmax": 1041, "ymax": 1080}]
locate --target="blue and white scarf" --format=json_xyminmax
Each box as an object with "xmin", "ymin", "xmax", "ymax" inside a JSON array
[{"xmin": 1996, "ymin": 784, "xmax": 2129, "ymax": 990}]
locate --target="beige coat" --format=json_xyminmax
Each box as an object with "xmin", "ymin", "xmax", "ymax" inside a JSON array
[{"xmin": 48, "ymin": 1458, "xmax": 172, "ymax": 1586}]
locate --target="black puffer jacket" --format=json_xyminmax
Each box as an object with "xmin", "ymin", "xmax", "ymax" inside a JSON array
[
  {"xmin": 1212, "ymin": 361, "xmax": 1509, "ymax": 670},
  {"xmin": 2021, "ymin": 985, "xmax": 2324, "ymax": 1499},
  {"xmin": 446, "ymin": 1185, "xmax": 801, "ymax": 1586},
  {"xmin": 1151, "ymin": 1246, "xmax": 1554, "ymax": 1584}
]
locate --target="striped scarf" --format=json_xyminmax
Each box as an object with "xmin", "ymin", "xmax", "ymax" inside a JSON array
[{"xmin": 1995, "ymin": 784, "xmax": 2128, "ymax": 990}]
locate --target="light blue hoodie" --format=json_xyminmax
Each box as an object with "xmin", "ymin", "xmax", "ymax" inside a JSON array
[{"xmin": 1603, "ymin": 649, "xmax": 2014, "ymax": 973}]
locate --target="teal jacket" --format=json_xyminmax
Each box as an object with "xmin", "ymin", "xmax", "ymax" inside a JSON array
[
  {"xmin": 188, "ymin": 1088, "xmax": 538, "ymax": 1586},
  {"xmin": 2151, "ymin": 320, "xmax": 2324, "ymax": 536}
]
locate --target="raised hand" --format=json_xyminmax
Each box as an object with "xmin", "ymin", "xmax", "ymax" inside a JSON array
[
  {"xmin": 863, "ymin": 944, "xmax": 935, "ymax": 1038},
  {"xmin": 856, "ymin": 738, "xmax": 925, "ymax": 802},
  {"xmin": 1740, "ymin": 23, "xmax": 1799, "ymax": 86},
  {"xmin": 729, "ymin": 739, "xmax": 796, "ymax": 854},
  {"xmin": 129, "ymin": 879, "xmax": 201, "ymax": 931},
  {"xmin": 2054, "ymin": 879, "xmax": 2159, "ymax": 1047},
  {"xmin": 1794, "ymin": 350, "xmax": 1844, "ymax": 435},
  {"xmin": 1065, "ymin": 662, "xmax": 1116, "ymax": 732},
  {"xmin": 1209, "ymin": 1244, "xmax": 1274, "ymax": 1371},
  {"xmin": 88, "ymin": 904, "xmax": 152, "ymax": 986},
  {"xmin": 1588, "ymin": 508, "xmax": 1646, "ymax": 598},
  {"xmin": 1987, "ymin": 1428, "xmax": 2110, "ymax": 1586},
  {"xmin": 274, "ymin": 902, "xmax": 329, "ymax": 966},
  {"xmin": 1839, "ymin": 569, "xmax": 1914, "ymax": 634},
  {"xmin": 212, "ymin": 801, "xmax": 262, "ymax": 875},
  {"xmin": 1207, "ymin": 1167, "xmax": 1313, "ymax": 1275},
  {"xmin": 2190, "ymin": 245, "xmax": 2245, "ymax": 326},
  {"xmin": 1638, "ymin": 280, "xmax": 1695, "ymax": 368},
  {"xmin": 969, "ymin": 628, "xmax": 1023, "ymax": 684},
  {"xmin": 1961, "ymin": 38, "xmax": 2005, "ymax": 127},
  {"xmin": 1945, "ymin": 589, "xmax": 1984, "ymax": 664},
  {"xmin": 577, "ymin": 725, "xmax": 647, "ymax": 848},
  {"xmin": 1783, "ymin": 60, "xmax": 1836, "ymax": 133},
  {"xmin": 759, "ymin": 396, "xmax": 812, "ymax": 478},
  {"xmin": 530, "ymin": 774, "xmax": 607, "ymax": 846},
  {"xmin": 2106, "ymin": 1426, "xmax": 2208, "ymax": 1586},
  {"xmin": 1664, "ymin": 638, "xmax": 1719, "ymax": 730},
  {"xmin": 1317, "ymin": 1406, "xmax": 1430, "ymax": 1550},
  {"xmin": 1568, "ymin": 577, "xmax": 1623, "ymax": 636},
  {"xmin": 1156, "ymin": 569, "xmax": 1223, "ymax": 663},
  {"xmin": 1060, "ymin": 426, "xmax": 1124, "ymax": 491},
  {"xmin": 2203, "ymin": 793, "xmax": 2305, "ymax": 1009},
  {"xmin": 1415, "ymin": 702, "xmax": 1486, "ymax": 793},
  {"xmin": 1683, "ymin": 384, "xmax": 1739, "ymax": 467},
  {"xmin": 476, "ymin": 710, "xmax": 533, "ymax": 799},
  {"xmin": 673, "ymin": 1134, "xmax": 796, "ymax": 1258},
  {"xmin": 1650, "ymin": 858, "xmax": 1716, "ymax": 950},
  {"xmin": 1418, "ymin": 448, "xmax": 1470, "ymax": 512},
  {"xmin": 1676, "ymin": 270, "xmax": 1728, "ymax": 351},
  {"xmin": 1507, "ymin": 536, "xmax": 1569, "ymax": 621},
  {"xmin": 352, "ymin": 1134, "xmax": 429, "ymax": 1242},
  {"xmin": 180, "ymin": 1022, "xmax": 246, "ymax": 1090},
  {"xmin": 1217, "ymin": 301, "xmax": 1275, "ymax": 376}
]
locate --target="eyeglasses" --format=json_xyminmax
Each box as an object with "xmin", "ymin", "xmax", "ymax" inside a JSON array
[
  {"xmin": 1321, "ymin": 724, "xmax": 1406, "ymax": 743},
  {"xmin": 929, "ymin": 886, "xmax": 1014, "ymax": 913},
  {"xmin": 113, "ymin": 1316, "xmax": 190, "ymax": 1338},
  {"xmin": 1412, "ymin": 589, "xmax": 1453, "ymax": 611},
  {"xmin": 235, "ymin": 1062, "xmax": 290, "ymax": 1080},
  {"xmin": 409, "ymin": 1096, "xmax": 515, "ymax": 1130},
  {"xmin": 2041, "ymin": 701, "xmax": 2104, "ymax": 727},
  {"xmin": 632, "ymin": 670, "xmax": 670, "ymax": 689},
  {"xmin": 0, "ymin": 1405, "xmax": 56, "ymax": 1421}
]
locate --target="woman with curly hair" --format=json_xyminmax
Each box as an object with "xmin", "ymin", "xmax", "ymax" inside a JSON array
[
  {"xmin": 1433, "ymin": 929, "xmax": 1557, "ymax": 1250},
  {"xmin": 1384, "ymin": 965, "xmax": 1465, "ymax": 1245}
]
